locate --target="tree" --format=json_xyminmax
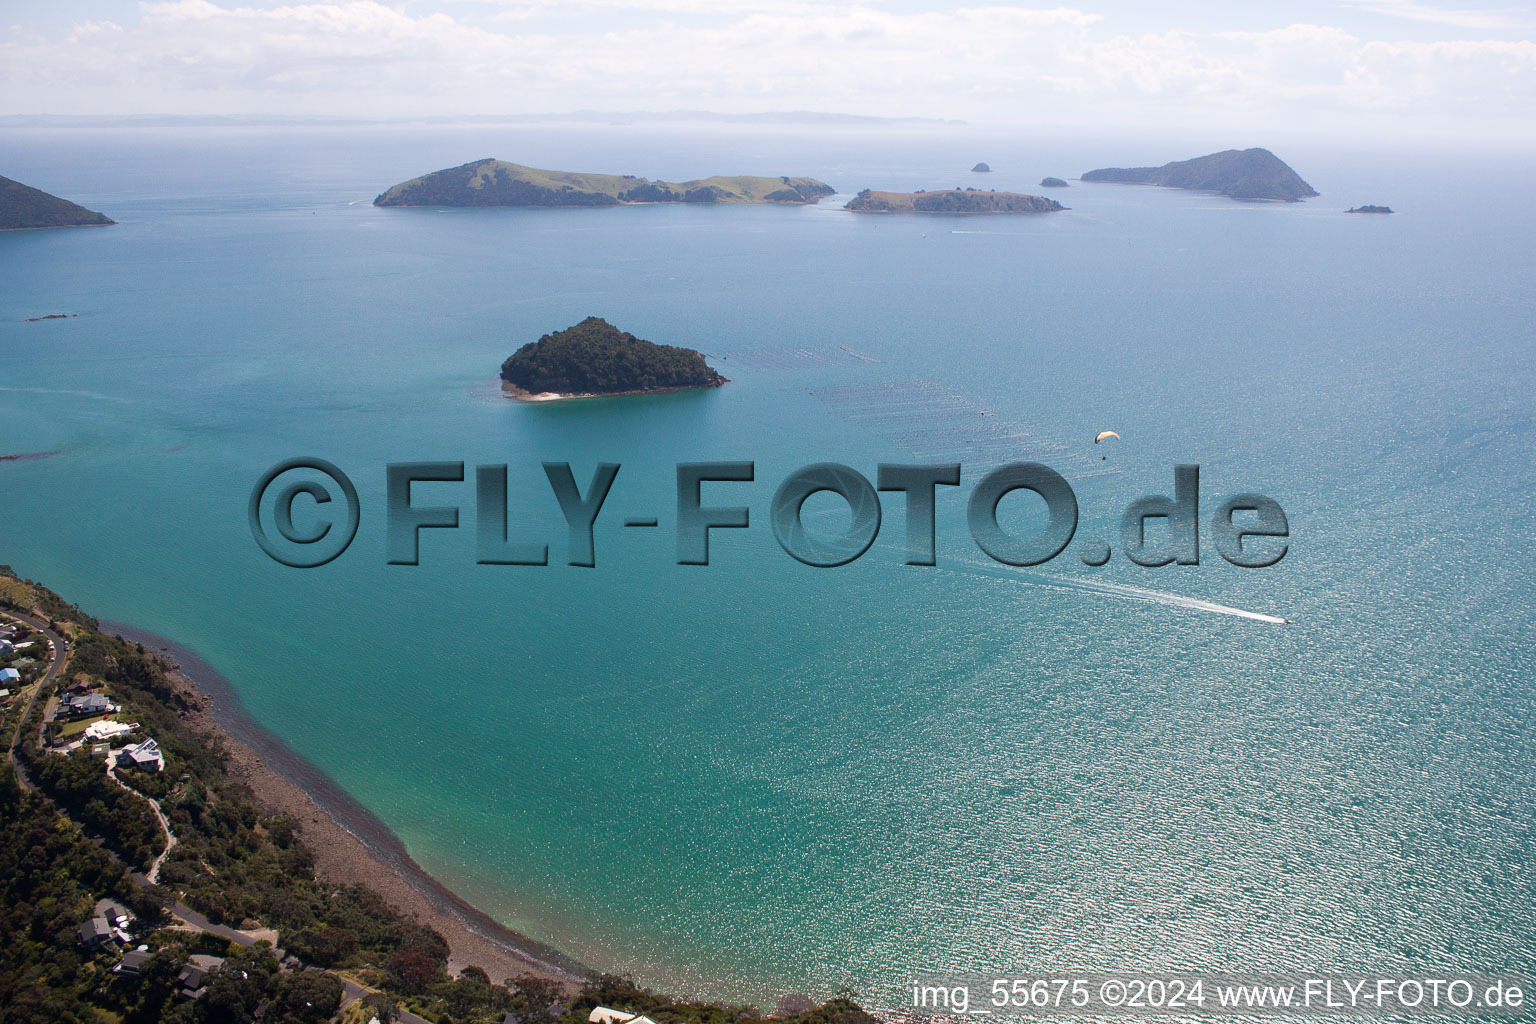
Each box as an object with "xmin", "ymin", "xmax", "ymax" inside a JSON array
[
  {"xmin": 267, "ymin": 970, "xmax": 343, "ymax": 1024},
  {"xmin": 384, "ymin": 948, "xmax": 440, "ymax": 994}
]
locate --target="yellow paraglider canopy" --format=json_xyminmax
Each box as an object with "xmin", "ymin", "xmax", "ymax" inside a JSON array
[{"xmin": 1094, "ymin": 430, "xmax": 1120, "ymax": 444}]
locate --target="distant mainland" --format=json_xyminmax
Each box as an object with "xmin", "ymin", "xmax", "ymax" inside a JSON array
[
  {"xmin": 845, "ymin": 188, "xmax": 1064, "ymax": 213},
  {"xmin": 501, "ymin": 317, "xmax": 726, "ymax": 401},
  {"xmin": 1, "ymin": 174, "xmax": 114, "ymax": 230},
  {"xmin": 376, "ymin": 158, "xmax": 834, "ymax": 208},
  {"xmin": 1081, "ymin": 148, "xmax": 1317, "ymax": 201}
]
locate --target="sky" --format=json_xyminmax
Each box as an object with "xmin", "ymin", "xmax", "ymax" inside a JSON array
[{"xmin": 1, "ymin": 0, "xmax": 1533, "ymax": 138}]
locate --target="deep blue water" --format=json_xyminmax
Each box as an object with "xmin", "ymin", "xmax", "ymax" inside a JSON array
[{"xmin": 2, "ymin": 121, "xmax": 1534, "ymax": 1004}]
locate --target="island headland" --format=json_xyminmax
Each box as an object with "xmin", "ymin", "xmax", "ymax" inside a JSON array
[
  {"xmin": 501, "ymin": 317, "xmax": 727, "ymax": 401},
  {"xmin": 844, "ymin": 188, "xmax": 1064, "ymax": 213},
  {"xmin": 1081, "ymin": 148, "xmax": 1318, "ymax": 201},
  {"xmin": 1, "ymin": 174, "xmax": 115, "ymax": 230},
  {"xmin": 376, "ymin": 159, "xmax": 834, "ymax": 207}
]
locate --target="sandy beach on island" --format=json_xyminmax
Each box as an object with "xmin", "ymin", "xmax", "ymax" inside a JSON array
[
  {"xmin": 501, "ymin": 379, "xmax": 727, "ymax": 402},
  {"xmin": 102, "ymin": 621, "xmax": 590, "ymax": 987}
]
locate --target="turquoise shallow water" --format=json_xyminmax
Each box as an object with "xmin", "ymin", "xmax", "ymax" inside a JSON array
[{"xmin": 2, "ymin": 123, "xmax": 1534, "ymax": 1004}]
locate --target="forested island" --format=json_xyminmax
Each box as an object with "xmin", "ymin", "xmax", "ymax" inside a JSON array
[
  {"xmin": 1040, "ymin": 177, "xmax": 1069, "ymax": 188},
  {"xmin": 375, "ymin": 159, "xmax": 834, "ymax": 208},
  {"xmin": 0, "ymin": 566, "xmax": 880, "ymax": 1024},
  {"xmin": 501, "ymin": 318, "xmax": 726, "ymax": 400},
  {"xmin": 1081, "ymin": 148, "xmax": 1318, "ymax": 201},
  {"xmin": 1347, "ymin": 205, "xmax": 1394, "ymax": 214},
  {"xmin": 844, "ymin": 188, "xmax": 1064, "ymax": 213},
  {"xmin": 1, "ymin": 174, "xmax": 114, "ymax": 230}
]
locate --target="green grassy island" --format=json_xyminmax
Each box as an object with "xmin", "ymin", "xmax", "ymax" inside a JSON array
[
  {"xmin": 1081, "ymin": 147, "xmax": 1318, "ymax": 201},
  {"xmin": 501, "ymin": 318, "xmax": 726, "ymax": 400},
  {"xmin": 844, "ymin": 188, "xmax": 1065, "ymax": 213},
  {"xmin": 375, "ymin": 159, "xmax": 835, "ymax": 208},
  {"xmin": 0, "ymin": 174, "xmax": 114, "ymax": 230}
]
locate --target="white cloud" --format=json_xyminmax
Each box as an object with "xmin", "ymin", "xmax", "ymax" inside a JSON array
[
  {"xmin": 1341, "ymin": 0, "xmax": 1528, "ymax": 30},
  {"xmin": 0, "ymin": 0, "xmax": 1532, "ymax": 134}
]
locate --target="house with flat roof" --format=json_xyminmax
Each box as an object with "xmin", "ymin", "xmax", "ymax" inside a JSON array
[
  {"xmin": 116, "ymin": 738, "xmax": 164, "ymax": 773},
  {"xmin": 85, "ymin": 719, "xmax": 134, "ymax": 742},
  {"xmin": 590, "ymin": 1009, "xmax": 657, "ymax": 1024}
]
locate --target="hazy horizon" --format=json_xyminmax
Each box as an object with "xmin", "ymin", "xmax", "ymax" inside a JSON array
[{"xmin": 2, "ymin": 0, "xmax": 1533, "ymax": 144}]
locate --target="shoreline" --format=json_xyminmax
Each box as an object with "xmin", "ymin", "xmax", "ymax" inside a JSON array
[
  {"xmin": 100, "ymin": 619, "xmax": 591, "ymax": 986},
  {"xmin": 0, "ymin": 221, "xmax": 115, "ymax": 232},
  {"xmin": 501, "ymin": 378, "xmax": 727, "ymax": 402}
]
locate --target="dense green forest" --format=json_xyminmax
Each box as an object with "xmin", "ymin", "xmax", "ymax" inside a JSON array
[
  {"xmin": 501, "ymin": 318, "xmax": 725, "ymax": 395},
  {"xmin": 0, "ymin": 175, "xmax": 114, "ymax": 230}
]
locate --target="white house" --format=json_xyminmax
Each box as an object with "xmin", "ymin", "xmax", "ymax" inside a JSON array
[
  {"xmin": 0, "ymin": 667, "xmax": 19, "ymax": 686},
  {"xmin": 86, "ymin": 720, "xmax": 134, "ymax": 742},
  {"xmin": 589, "ymin": 1009, "xmax": 639, "ymax": 1024},
  {"xmin": 590, "ymin": 1009, "xmax": 659, "ymax": 1024}
]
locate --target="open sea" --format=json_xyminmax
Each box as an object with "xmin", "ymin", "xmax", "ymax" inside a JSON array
[{"xmin": 2, "ymin": 120, "xmax": 1534, "ymax": 1005}]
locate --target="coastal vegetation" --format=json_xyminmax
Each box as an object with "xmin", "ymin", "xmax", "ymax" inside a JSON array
[
  {"xmin": 501, "ymin": 318, "xmax": 726, "ymax": 397},
  {"xmin": 0, "ymin": 175, "xmax": 114, "ymax": 230},
  {"xmin": 375, "ymin": 160, "xmax": 835, "ymax": 208},
  {"xmin": 0, "ymin": 567, "xmax": 878, "ymax": 1024},
  {"xmin": 1081, "ymin": 148, "xmax": 1318, "ymax": 201},
  {"xmin": 844, "ymin": 188, "xmax": 1064, "ymax": 213}
]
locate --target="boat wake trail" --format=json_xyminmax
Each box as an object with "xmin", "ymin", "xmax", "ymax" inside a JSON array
[{"xmin": 940, "ymin": 556, "xmax": 1289, "ymax": 624}]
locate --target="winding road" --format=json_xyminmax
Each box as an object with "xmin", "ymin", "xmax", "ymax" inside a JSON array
[
  {"xmin": 5, "ymin": 608, "xmax": 432, "ymax": 1022},
  {"xmin": 3, "ymin": 608, "xmax": 68, "ymax": 790}
]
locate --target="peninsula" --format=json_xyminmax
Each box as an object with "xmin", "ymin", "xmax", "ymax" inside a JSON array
[
  {"xmin": 501, "ymin": 317, "xmax": 726, "ymax": 400},
  {"xmin": 376, "ymin": 158, "xmax": 834, "ymax": 207},
  {"xmin": 0, "ymin": 565, "xmax": 882, "ymax": 1023},
  {"xmin": 1081, "ymin": 148, "xmax": 1318, "ymax": 201},
  {"xmin": 0, "ymin": 174, "xmax": 114, "ymax": 230},
  {"xmin": 844, "ymin": 188, "xmax": 1064, "ymax": 213}
]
